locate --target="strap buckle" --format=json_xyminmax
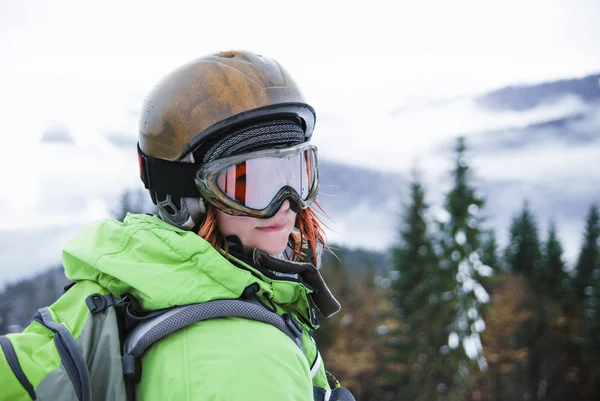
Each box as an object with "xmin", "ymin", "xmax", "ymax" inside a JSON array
[
  {"xmin": 282, "ymin": 313, "xmax": 303, "ymax": 339},
  {"xmin": 122, "ymin": 354, "xmax": 142, "ymax": 384},
  {"xmin": 86, "ymin": 293, "xmax": 124, "ymax": 314}
]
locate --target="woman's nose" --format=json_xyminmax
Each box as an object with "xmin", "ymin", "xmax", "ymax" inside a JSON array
[{"xmin": 279, "ymin": 199, "xmax": 291, "ymax": 213}]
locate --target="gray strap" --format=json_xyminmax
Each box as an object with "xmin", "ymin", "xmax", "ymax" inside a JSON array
[
  {"xmin": 313, "ymin": 386, "xmax": 331, "ymax": 401},
  {"xmin": 314, "ymin": 386, "xmax": 356, "ymax": 401},
  {"xmin": 0, "ymin": 336, "xmax": 36, "ymax": 400},
  {"xmin": 35, "ymin": 308, "xmax": 92, "ymax": 401},
  {"xmin": 124, "ymin": 299, "xmax": 304, "ymax": 358}
]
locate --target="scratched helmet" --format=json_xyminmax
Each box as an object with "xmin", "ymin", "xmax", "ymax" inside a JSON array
[{"xmin": 137, "ymin": 50, "xmax": 318, "ymax": 230}]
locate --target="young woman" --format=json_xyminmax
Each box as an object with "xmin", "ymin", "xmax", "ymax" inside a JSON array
[{"xmin": 0, "ymin": 50, "xmax": 355, "ymax": 400}]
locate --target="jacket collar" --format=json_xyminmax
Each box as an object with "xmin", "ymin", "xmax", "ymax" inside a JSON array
[{"xmin": 226, "ymin": 236, "xmax": 341, "ymax": 318}]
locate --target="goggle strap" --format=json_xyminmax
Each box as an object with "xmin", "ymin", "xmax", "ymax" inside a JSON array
[{"xmin": 137, "ymin": 144, "xmax": 201, "ymax": 198}]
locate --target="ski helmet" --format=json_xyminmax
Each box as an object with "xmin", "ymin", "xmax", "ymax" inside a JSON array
[{"xmin": 137, "ymin": 50, "xmax": 317, "ymax": 230}]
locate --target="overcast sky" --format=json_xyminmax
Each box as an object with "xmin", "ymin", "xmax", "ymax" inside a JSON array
[
  {"xmin": 2, "ymin": 0, "xmax": 600, "ymax": 107},
  {"xmin": 1, "ymin": 0, "xmax": 599, "ymax": 166}
]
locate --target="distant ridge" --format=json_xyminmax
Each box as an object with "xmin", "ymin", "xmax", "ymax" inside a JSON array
[
  {"xmin": 40, "ymin": 125, "xmax": 74, "ymax": 144},
  {"xmin": 105, "ymin": 132, "xmax": 137, "ymax": 149},
  {"xmin": 477, "ymin": 73, "xmax": 600, "ymax": 112}
]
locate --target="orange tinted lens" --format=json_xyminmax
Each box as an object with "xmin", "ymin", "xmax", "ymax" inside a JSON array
[
  {"xmin": 233, "ymin": 162, "xmax": 246, "ymax": 203},
  {"xmin": 305, "ymin": 150, "xmax": 314, "ymax": 189},
  {"xmin": 217, "ymin": 161, "xmax": 247, "ymax": 204}
]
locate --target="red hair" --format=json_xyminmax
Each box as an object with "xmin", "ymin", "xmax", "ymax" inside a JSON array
[{"xmin": 198, "ymin": 202, "xmax": 328, "ymax": 262}]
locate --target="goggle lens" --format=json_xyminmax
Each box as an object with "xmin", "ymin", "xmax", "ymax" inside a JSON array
[{"xmin": 216, "ymin": 149, "xmax": 316, "ymax": 210}]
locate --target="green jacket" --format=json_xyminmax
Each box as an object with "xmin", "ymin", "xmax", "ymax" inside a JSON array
[{"xmin": 0, "ymin": 213, "xmax": 333, "ymax": 400}]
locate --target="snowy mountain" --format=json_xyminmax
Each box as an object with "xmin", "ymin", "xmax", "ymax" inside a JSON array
[
  {"xmin": 476, "ymin": 73, "xmax": 600, "ymax": 111},
  {"xmin": 0, "ymin": 72, "xmax": 598, "ymax": 285}
]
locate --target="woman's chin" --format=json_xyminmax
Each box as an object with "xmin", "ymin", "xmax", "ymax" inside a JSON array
[
  {"xmin": 259, "ymin": 243, "xmax": 287, "ymax": 256},
  {"xmin": 251, "ymin": 236, "xmax": 289, "ymax": 256}
]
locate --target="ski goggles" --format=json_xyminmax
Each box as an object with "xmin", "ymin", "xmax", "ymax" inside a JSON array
[{"xmin": 195, "ymin": 143, "xmax": 319, "ymax": 218}]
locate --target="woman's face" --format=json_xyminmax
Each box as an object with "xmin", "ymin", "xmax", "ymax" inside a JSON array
[{"xmin": 216, "ymin": 199, "xmax": 296, "ymax": 255}]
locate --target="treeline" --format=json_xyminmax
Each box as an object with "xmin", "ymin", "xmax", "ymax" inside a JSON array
[
  {"xmin": 316, "ymin": 138, "xmax": 600, "ymax": 400},
  {"xmin": 0, "ymin": 266, "xmax": 68, "ymax": 334}
]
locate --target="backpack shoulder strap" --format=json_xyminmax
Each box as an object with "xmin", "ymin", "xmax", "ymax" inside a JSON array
[
  {"xmin": 33, "ymin": 307, "xmax": 92, "ymax": 401},
  {"xmin": 119, "ymin": 298, "xmax": 306, "ymax": 401},
  {"xmin": 0, "ymin": 335, "xmax": 36, "ymax": 400},
  {"xmin": 123, "ymin": 298, "xmax": 305, "ymax": 359}
]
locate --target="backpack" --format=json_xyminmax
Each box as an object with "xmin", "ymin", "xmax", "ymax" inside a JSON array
[{"xmin": 0, "ymin": 284, "xmax": 355, "ymax": 401}]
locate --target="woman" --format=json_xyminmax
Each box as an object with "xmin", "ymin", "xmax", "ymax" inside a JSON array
[{"xmin": 0, "ymin": 50, "xmax": 355, "ymax": 400}]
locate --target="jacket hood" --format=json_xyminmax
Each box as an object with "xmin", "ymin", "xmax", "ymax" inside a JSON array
[{"xmin": 62, "ymin": 213, "xmax": 318, "ymax": 326}]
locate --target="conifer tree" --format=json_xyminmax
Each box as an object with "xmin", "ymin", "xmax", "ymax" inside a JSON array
[
  {"xmin": 573, "ymin": 205, "xmax": 600, "ymax": 303},
  {"xmin": 504, "ymin": 202, "xmax": 542, "ymax": 282},
  {"xmin": 503, "ymin": 203, "xmax": 544, "ymax": 400},
  {"xmin": 537, "ymin": 220, "xmax": 570, "ymax": 400},
  {"xmin": 480, "ymin": 230, "xmax": 499, "ymax": 271},
  {"xmin": 437, "ymin": 137, "xmax": 493, "ymax": 398},
  {"xmin": 573, "ymin": 205, "xmax": 600, "ymax": 400},
  {"xmin": 540, "ymin": 221, "xmax": 566, "ymax": 299},
  {"xmin": 384, "ymin": 172, "xmax": 451, "ymax": 400}
]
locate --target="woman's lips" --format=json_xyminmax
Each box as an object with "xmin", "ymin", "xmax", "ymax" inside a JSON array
[{"xmin": 257, "ymin": 223, "xmax": 287, "ymax": 233}]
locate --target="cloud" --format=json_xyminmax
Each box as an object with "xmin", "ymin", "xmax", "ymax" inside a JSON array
[
  {"xmin": 472, "ymin": 142, "xmax": 600, "ymax": 183},
  {"xmin": 0, "ymin": 139, "xmax": 140, "ymax": 231},
  {"xmin": 313, "ymin": 93, "xmax": 594, "ymax": 178}
]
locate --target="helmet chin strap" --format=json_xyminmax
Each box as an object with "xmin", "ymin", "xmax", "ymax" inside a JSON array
[{"xmin": 156, "ymin": 195, "xmax": 205, "ymax": 231}]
